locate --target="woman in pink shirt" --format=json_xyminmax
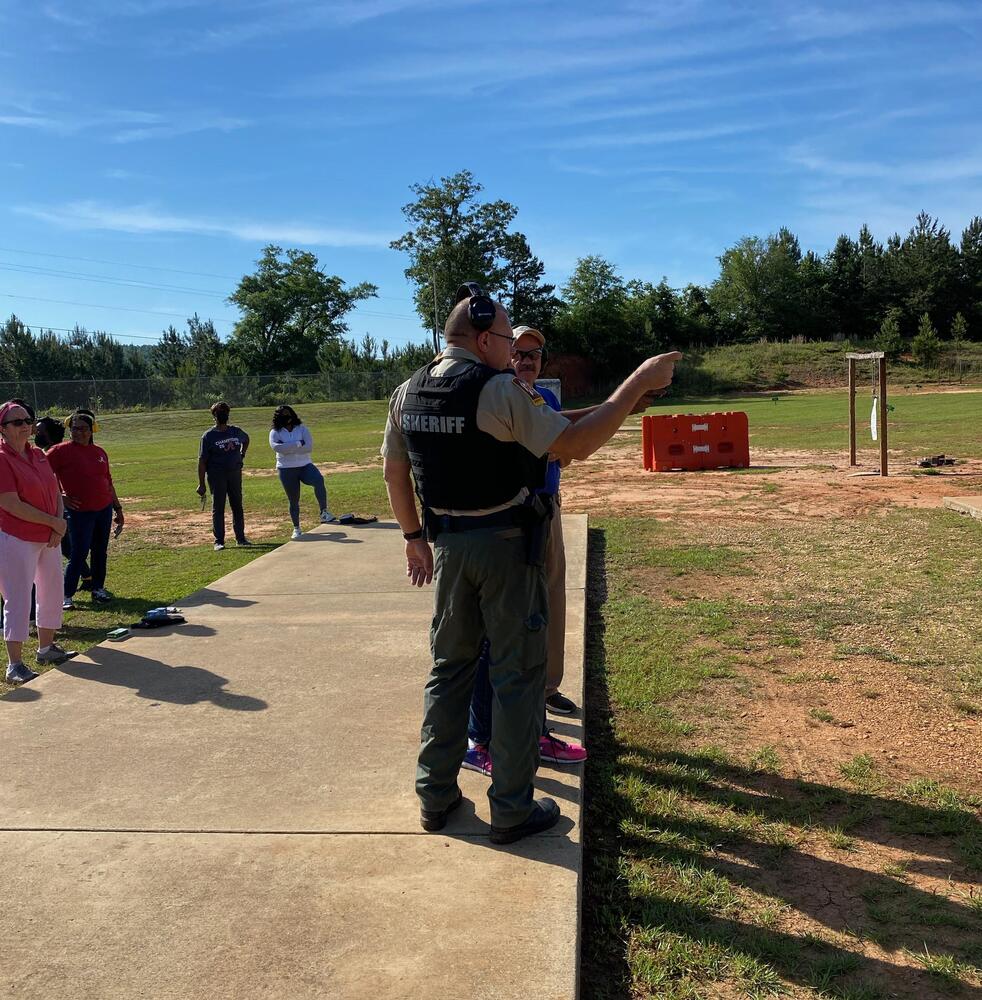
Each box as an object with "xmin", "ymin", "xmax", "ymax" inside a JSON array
[{"xmin": 0, "ymin": 401, "xmax": 78, "ymax": 684}]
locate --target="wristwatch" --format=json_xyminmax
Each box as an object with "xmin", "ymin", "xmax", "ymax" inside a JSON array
[{"xmin": 403, "ymin": 528, "xmax": 424, "ymax": 541}]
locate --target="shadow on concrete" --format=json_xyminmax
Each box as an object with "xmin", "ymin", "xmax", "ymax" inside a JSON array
[
  {"xmin": 170, "ymin": 624, "xmax": 218, "ymax": 638},
  {"xmin": 58, "ymin": 648, "xmax": 267, "ymax": 711},
  {"xmin": 441, "ymin": 795, "xmax": 579, "ymax": 868},
  {"xmin": 533, "ymin": 772, "xmax": 581, "ymax": 806},
  {"xmin": 295, "ymin": 532, "xmax": 362, "ymax": 544},
  {"xmin": 1, "ymin": 685, "xmax": 42, "ymax": 704},
  {"xmin": 181, "ymin": 588, "xmax": 257, "ymax": 609}
]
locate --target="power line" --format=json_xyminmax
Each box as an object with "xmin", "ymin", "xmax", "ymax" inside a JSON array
[
  {"xmin": 2, "ymin": 290, "xmax": 420, "ymax": 325},
  {"xmin": 0, "ymin": 261, "xmax": 228, "ymax": 298},
  {"xmin": 0, "ymin": 244, "xmax": 417, "ymax": 301},
  {"xmin": 0, "ymin": 245, "xmax": 240, "ymax": 281},
  {"xmin": 10, "ymin": 322, "xmax": 164, "ymax": 341},
  {"xmin": 0, "ymin": 292, "xmax": 236, "ymax": 324}
]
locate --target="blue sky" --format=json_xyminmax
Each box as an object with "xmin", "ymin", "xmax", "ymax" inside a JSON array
[{"xmin": 1, "ymin": 0, "xmax": 980, "ymax": 352}]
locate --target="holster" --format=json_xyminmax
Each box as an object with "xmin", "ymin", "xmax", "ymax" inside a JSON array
[{"xmin": 519, "ymin": 493, "xmax": 554, "ymax": 567}]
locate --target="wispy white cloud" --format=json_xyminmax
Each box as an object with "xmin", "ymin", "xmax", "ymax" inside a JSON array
[
  {"xmin": 789, "ymin": 146, "xmax": 982, "ymax": 185},
  {"xmin": 111, "ymin": 114, "xmax": 249, "ymax": 143},
  {"xmin": 41, "ymin": 3, "xmax": 90, "ymax": 28},
  {"xmin": 540, "ymin": 120, "xmax": 783, "ymax": 152},
  {"xmin": 0, "ymin": 103, "xmax": 250, "ymax": 142},
  {"xmin": 134, "ymin": 0, "xmax": 495, "ymax": 53},
  {"xmin": 15, "ymin": 200, "xmax": 394, "ymax": 248},
  {"xmin": 776, "ymin": 0, "xmax": 982, "ymax": 42}
]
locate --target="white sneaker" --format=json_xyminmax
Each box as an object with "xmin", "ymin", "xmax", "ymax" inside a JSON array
[
  {"xmin": 291, "ymin": 527, "xmax": 302, "ymax": 540},
  {"xmin": 320, "ymin": 510, "xmax": 336, "ymax": 524}
]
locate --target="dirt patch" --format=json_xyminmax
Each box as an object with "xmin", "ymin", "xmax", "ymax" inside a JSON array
[
  {"xmin": 241, "ymin": 460, "xmax": 374, "ymax": 478},
  {"xmin": 562, "ymin": 444, "xmax": 982, "ymax": 522},
  {"xmin": 123, "ymin": 509, "xmax": 287, "ymax": 545},
  {"xmin": 728, "ymin": 651, "xmax": 982, "ymax": 793}
]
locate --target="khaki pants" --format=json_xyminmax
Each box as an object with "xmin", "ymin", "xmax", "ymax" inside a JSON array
[{"xmin": 545, "ymin": 502, "xmax": 566, "ymax": 697}]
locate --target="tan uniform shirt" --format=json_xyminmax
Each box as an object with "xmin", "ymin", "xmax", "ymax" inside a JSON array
[{"xmin": 381, "ymin": 346, "xmax": 570, "ymax": 516}]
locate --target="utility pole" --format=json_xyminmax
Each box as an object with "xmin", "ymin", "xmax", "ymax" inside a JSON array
[{"xmin": 431, "ymin": 271, "xmax": 440, "ymax": 355}]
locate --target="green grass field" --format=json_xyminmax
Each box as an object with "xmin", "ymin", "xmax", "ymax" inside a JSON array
[
  {"xmin": 3, "ymin": 390, "xmax": 981, "ymax": 998},
  {"xmin": 582, "ymin": 513, "xmax": 982, "ymax": 999},
  {"xmin": 640, "ymin": 389, "xmax": 982, "ymax": 457}
]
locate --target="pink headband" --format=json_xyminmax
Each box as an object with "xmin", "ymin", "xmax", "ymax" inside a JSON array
[{"xmin": 0, "ymin": 401, "xmax": 24, "ymax": 424}]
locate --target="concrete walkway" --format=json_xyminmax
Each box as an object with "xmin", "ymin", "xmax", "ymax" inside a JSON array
[
  {"xmin": 944, "ymin": 496, "xmax": 982, "ymax": 520},
  {"xmin": 1, "ymin": 516, "xmax": 587, "ymax": 1000}
]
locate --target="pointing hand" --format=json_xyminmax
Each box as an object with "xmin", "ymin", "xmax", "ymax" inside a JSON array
[{"xmin": 638, "ymin": 352, "xmax": 683, "ymax": 392}]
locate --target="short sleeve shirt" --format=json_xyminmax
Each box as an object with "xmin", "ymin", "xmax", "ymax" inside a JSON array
[
  {"xmin": 199, "ymin": 425, "xmax": 249, "ymax": 471},
  {"xmin": 47, "ymin": 441, "xmax": 115, "ymax": 511},
  {"xmin": 0, "ymin": 441, "xmax": 60, "ymax": 542},
  {"xmin": 535, "ymin": 383, "xmax": 562, "ymax": 497},
  {"xmin": 380, "ymin": 347, "xmax": 570, "ymax": 515},
  {"xmin": 381, "ymin": 347, "xmax": 569, "ymax": 463}
]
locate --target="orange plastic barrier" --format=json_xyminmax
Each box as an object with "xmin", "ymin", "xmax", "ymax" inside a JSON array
[{"xmin": 642, "ymin": 411, "xmax": 749, "ymax": 471}]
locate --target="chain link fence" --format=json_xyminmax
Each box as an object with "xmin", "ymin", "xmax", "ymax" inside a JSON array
[{"xmin": 0, "ymin": 371, "xmax": 417, "ymax": 415}]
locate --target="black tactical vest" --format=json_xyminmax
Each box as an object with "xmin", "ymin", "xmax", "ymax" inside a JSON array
[{"xmin": 400, "ymin": 359, "xmax": 546, "ymax": 511}]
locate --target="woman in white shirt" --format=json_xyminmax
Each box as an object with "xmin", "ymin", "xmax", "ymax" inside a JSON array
[{"xmin": 269, "ymin": 405, "xmax": 334, "ymax": 539}]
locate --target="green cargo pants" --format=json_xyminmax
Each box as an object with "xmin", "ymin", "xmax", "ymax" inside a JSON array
[{"xmin": 416, "ymin": 524, "xmax": 548, "ymax": 829}]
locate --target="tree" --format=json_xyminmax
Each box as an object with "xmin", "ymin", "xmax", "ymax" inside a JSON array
[
  {"xmin": 554, "ymin": 256, "xmax": 630, "ymax": 372},
  {"xmin": 678, "ymin": 285, "xmax": 719, "ymax": 346},
  {"xmin": 857, "ymin": 224, "xmax": 885, "ymax": 334},
  {"xmin": 825, "ymin": 235, "xmax": 862, "ymax": 339},
  {"xmin": 911, "ymin": 312, "xmax": 942, "ymax": 366},
  {"xmin": 151, "ymin": 325, "xmax": 189, "ymax": 377},
  {"xmin": 228, "ymin": 245, "xmax": 376, "ymax": 373},
  {"xmin": 390, "ymin": 170, "xmax": 517, "ymax": 347},
  {"xmin": 498, "ymin": 232, "xmax": 562, "ymax": 334},
  {"xmin": 0, "ymin": 315, "xmax": 35, "ymax": 380},
  {"xmin": 959, "ymin": 217, "xmax": 982, "ymax": 338},
  {"xmin": 888, "ymin": 212, "xmax": 960, "ymax": 335},
  {"xmin": 621, "ymin": 279, "xmax": 680, "ymax": 354},
  {"xmin": 950, "ymin": 311, "xmax": 968, "ymax": 379},
  {"xmin": 796, "ymin": 250, "xmax": 828, "ymax": 341},
  {"xmin": 876, "ymin": 308, "xmax": 905, "ymax": 358},
  {"xmin": 710, "ymin": 230, "xmax": 807, "ymax": 341},
  {"xmin": 185, "ymin": 315, "xmax": 224, "ymax": 374}
]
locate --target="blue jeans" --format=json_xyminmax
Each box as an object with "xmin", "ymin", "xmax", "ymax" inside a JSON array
[
  {"xmin": 64, "ymin": 504, "xmax": 113, "ymax": 597},
  {"xmin": 277, "ymin": 463, "xmax": 328, "ymax": 528},
  {"xmin": 468, "ymin": 638, "xmax": 548, "ymax": 745}
]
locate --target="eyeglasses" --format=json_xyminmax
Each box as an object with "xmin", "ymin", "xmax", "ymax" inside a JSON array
[
  {"xmin": 512, "ymin": 348, "xmax": 544, "ymax": 362},
  {"xmin": 486, "ymin": 330, "xmax": 516, "ymax": 344},
  {"xmin": 2, "ymin": 417, "xmax": 35, "ymax": 428}
]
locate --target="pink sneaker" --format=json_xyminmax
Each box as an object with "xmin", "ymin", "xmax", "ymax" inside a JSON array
[
  {"xmin": 539, "ymin": 731, "xmax": 588, "ymax": 765},
  {"xmin": 462, "ymin": 744, "xmax": 492, "ymax": 777}
]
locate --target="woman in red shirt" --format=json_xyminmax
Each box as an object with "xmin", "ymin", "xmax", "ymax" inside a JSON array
[
  {"xmin": 47, "ymin": 410, "xmax": 124, "ymax": 608},
  {"xmin": 0, "ymin": 401, "xmax": 78, "ymax": 684}
]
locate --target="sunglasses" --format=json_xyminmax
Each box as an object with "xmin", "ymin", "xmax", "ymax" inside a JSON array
[
  {"xmin": 512, "ymin": 348, "xmax": 544, "ymax": 362},
  {"xmin": 2, "ymin": 417, "xmax": 35, "ymax": 428},
  {"xmin": 486, "ymin": 330, "xmax": 515, "ymax": 344}
]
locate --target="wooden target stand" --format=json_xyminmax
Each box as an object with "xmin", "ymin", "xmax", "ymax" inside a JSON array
[{"xmin": 847, "ymin": 351, "xmax": 888, "ymax": 476}]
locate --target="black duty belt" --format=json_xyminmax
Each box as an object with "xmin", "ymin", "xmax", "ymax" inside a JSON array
[{"xmin": 427, "ymin": 507, "xmax": 519, "ymax": 537}]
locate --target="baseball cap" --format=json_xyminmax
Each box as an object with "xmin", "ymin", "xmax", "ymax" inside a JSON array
[{"xmin": 512, "ymin": 325, "xmax": 545, "ymax": 347}]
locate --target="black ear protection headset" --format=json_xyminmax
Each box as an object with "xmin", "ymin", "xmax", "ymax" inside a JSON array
[{"xmin": 455, "ymin": 281, "xmax": 496, "ymax": 332}]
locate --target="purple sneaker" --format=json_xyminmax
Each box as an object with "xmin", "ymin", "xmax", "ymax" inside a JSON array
[
  {"xmin": 462, "ymin": 744, "xmax": 493, "ymax": 777},
  {"xmin": 539, "ymin": 731, "xmax": 588, "ymax": 765}
]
